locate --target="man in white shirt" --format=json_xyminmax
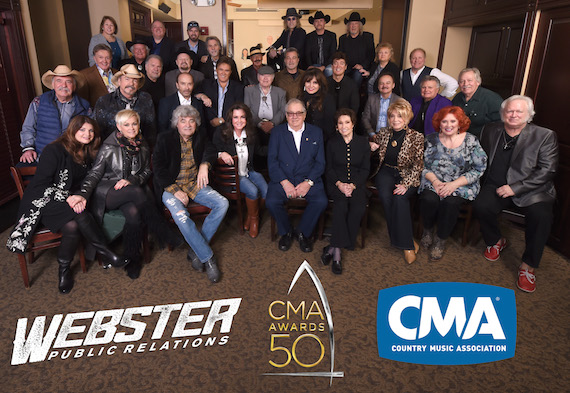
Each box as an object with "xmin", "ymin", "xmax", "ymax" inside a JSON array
[{"xmin": 401, "ymin": 48, "xmax": 458, "ymax": 101}]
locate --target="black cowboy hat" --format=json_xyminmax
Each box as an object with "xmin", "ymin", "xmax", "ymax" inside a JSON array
[
  {"xmin": 309, "ymin": 11, "xmax": 331, "ymax": 24},
  {"xmin": 282, "ymin": 8, "xmax": 301, "ymax": 20},
  {"xmin": 126, "ymin": 38, "xmax": 149, "ymax": 53},
  {"xmin": 344, "ymin": 12, "xmax": 366, "ymax": 25}
]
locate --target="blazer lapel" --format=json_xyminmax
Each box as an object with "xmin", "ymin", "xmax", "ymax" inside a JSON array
[{"xmin": 510, "ymin": 124, "xmax": 529, "ymax": 164}]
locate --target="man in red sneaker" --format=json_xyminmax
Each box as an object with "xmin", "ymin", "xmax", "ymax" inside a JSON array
[{"xmin": 473, "ymin": 95, "xmax": 558, "ymax": 293}]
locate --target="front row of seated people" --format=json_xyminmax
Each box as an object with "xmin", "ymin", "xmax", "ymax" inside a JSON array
[{"xmin": 8, "ymin": 95, "xmax": 558, "ymax": 295}]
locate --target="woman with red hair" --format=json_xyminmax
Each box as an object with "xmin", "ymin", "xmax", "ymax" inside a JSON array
[{"xmin": 419, "ymin": 106, "xmax": 487, "ymax": 260}]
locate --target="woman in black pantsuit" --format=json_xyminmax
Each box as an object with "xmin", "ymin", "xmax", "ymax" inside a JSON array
[{"xmin": 321, "ymin": 109, "xmax": 370, "ymax": 274}]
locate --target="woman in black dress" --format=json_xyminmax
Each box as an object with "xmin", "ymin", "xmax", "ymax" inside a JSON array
[
  {"xmin": 77, "ymin": 109, "xmax": 180, "ymax": 279},
  {"xmin": 7, "ymin": 116, "xmax": 129, "ymax": 294},
  {"xmin": 321, "ymin": 109, "xmax": 370, "ymax": 274},
  {"xmin": 298, "ymin": 68, "xmax": 336, "ymax": 142}
]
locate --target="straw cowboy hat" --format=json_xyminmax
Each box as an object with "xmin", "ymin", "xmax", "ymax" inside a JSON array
[
  {"xmin": 248, "ymin": 44, "xmax": 263, "ymax": 59},
  {"xmin": 309, "ymin": 11, "xmax": 331, "ymax": 24},
  {"xmin": 111, "ymin": 64, "xmax": 145, "ymax": 88},
  {"xmin": 41, "ymin": 65, "xmax": 85, "ymax": 90}
]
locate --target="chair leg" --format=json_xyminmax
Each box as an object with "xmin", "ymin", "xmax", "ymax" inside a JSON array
[
  {"xmin": 18, "ymin": 254, "xmax": 30, "ymax": 288},
  {"xmin": 78, "ymin": 242, "xmax": 87, "ymax": 273},
  {"xmin": 462, "ymin": 205, "xmax": 473, "ymax": 247},
  {"xmin": 237, "ymin": 197, "xmax": 244, "ymax": 234}
]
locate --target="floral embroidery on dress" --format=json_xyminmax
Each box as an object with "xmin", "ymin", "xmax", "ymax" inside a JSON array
[{"xmin": 6, "ymin": 169, "xmax": 70, "ymax": 253}]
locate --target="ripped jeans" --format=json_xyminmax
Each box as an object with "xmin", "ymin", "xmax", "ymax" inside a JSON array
[{"xmin": 162, "ymin": 187, "xmax": 229, "ymax": 263}]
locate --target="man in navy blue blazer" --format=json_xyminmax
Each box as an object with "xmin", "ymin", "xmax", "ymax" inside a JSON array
[{"xmin": 266, "ymin": 99, "xmax": 328, "ymax": 252}]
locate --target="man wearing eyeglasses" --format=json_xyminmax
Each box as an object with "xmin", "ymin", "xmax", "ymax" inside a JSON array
[
  {"xmin": 473, "ymin": 95, "xmax": 558, "ymax": 294},
  {"xmin": 266, "ymin": 99, "xmax": 328, "ymax": 253}
]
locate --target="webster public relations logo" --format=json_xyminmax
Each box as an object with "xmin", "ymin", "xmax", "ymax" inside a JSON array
[
  {"xmin": 377, "ymin": 282, "xmax": 516, "ymax": 365},
  {"xmin": 263, "ymin": 261, "xmax": 344, "ymax": 385}
]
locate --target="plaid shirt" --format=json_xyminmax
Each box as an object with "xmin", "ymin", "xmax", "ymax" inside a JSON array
[{"xmin": 165, "ymin": 135, "xmax": 200, "ymax": 199}]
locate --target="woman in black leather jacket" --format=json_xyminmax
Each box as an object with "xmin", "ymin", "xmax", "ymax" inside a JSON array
[{"xmin": 78, "ymin": 109, "xmax": 180, "ymax": 278}]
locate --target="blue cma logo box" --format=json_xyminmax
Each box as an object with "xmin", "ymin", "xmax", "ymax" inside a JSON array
[{"xmin": 377, "ymin": 282, "xmax": 516, "ymax": 365}]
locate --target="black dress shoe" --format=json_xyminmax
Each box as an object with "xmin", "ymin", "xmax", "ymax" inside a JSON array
[
  {"xmin": 332, "ymin": 260, "xmax": 342, "ymax": 274},
  {"xmin": 126, "ymin": 260, "xmax": 141, "ymax": 279},
  {"xmin": 298, "ymin": 233, "xmax": 313, "ymax": 253},
  {"xmin": 321, "ymin": 246, "xmax": 332, "ymax": 265},
  {"xmin": 278, "ymin": 232, "xmax": 294, "ymax": 251}
]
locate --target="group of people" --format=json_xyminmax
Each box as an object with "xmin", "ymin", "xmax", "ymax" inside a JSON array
[{"xmin": 7, "ymin": 10, "xmax": 558, "ymax": 296}]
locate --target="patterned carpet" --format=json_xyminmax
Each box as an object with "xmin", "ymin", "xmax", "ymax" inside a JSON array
[{"xmin": 0, "ymin": 206, "xmax": 568, "ymax": 393}]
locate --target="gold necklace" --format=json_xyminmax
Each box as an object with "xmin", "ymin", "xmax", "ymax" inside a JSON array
[{"xmin": 390, "ymin": 129, "xmax": 406, "ymax": 147}]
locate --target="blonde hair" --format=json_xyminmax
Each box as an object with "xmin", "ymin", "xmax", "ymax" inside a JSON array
[
  {"xmin": 115, "ymin": 109, "xmax": 140, "ymax": 128},
  {"xmin": 387, "ymin": 100, "xmax": 414, "ymax": 123}
]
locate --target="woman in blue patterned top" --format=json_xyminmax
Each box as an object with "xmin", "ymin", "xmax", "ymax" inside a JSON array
[{"xmin": 419, "ymin": 106, "xmax": 487, "ymax": 260}]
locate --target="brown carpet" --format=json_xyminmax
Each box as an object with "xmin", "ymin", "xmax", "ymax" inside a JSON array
[{"xmin": 0, "ymin": 208, "xmax": 568, "ymax": 393}]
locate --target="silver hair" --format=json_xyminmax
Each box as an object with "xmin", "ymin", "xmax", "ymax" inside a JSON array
[
  {"xmin": 285, "ymin": 98, "xmax": 306, "ymax": 113},
  {"xmin": 171, "ymin": 105, "xmax": 201, "ymax": 129},
  {"xmin": 458, "ymin": 67, "xmax": 482, "ymax": 84},
  {"xmin": 145, "ymin": 54, "xmax": 163, "ymax": 65},
  {"xmin": 500, "ymin": 95, "xmax": 535, "ymax": 123},
  {"xmin": 420, "ymin": 75, "xmax": 441, "ymax": 88}
]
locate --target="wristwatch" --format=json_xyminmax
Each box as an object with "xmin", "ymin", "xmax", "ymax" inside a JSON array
[{"xmin": 306, "ymin": 179, "xmax": 314, "ymax": 187}]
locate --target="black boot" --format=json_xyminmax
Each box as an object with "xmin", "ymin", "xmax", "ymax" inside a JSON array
[
  {"xmin": 58, "ymin": 259, "xmax": 74, "ymax": 294},
  {"xmin": 74, "ymin": 212, "xmax": 130, "ymax": 268},
  {"xmin": 57, "ymin": 221, "xmax": 81, "ymax": 294},
  {"xmin": 123, "ymin": 223, "xmax": 143, "ymax": 279}
]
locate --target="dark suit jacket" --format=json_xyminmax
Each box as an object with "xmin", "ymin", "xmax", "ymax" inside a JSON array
[
  {"xmin": 148, "ymin": 36, "xmax": 177, "ymax": 71},
  {"xmin": 157, "ymin": 92, "xmax": 206, "ymax": 134},
  {"xmin": 241, "ymin": 65, "xmax": 263, "ymax": 87},
  {"xmin": 267, "ymin": 122, "xmax": 325, "ymax": 187},
  {"xmin": 325, "ymin": 133, "xmax": 370, "ymax": 196},
  {"xmin": 152, "ymin": 128, "xmax": 216, "ymax": 201},
  {"xmin": 338, "ymin": 32, "xmax": 375, "ymax": 70},
  {"xmin": 199, "ymin": 56, "xmax": 240, "ymax": 82},
  {"xmin": 409, "ymin": 94, "xmax": 452, "ymax": 135},
  {"xmin": 304, "ymin": 30, "xmax": 337, "ymax": 66},
  {"xmin": 212, "ymin": 128, "xmax": 266, "ymax": 172},
  {"xmin": 201, "ymin": 79, "xmax": 244, "ymax": 124},
  {"xmin": 367, "ymin": 61, "xmax": 401, "ymax": 96},
  {"xmin": 78, "ymin": 65, "xmax": 117, "ymax": 107},
  {"xmin": 362, "ymin": 93, "xmax": 402, "ymax": 136},
  {"xmin": 164, "ymin": 69, "xmax": 205, "ymax": 97},
  {"xmin": 302, "ymin": 93, "xmax": 337, "ymax": 142},
  {"xmin": 244, "ymin": 85, "xmax": 286, "ymax": 127},
  {"xmin": 480, "ymin": 122, "xmax": 558, "ymax": 207},
  {"xmin": 327, "ymin": 75, "xmax": 359, "ymax": 113}
]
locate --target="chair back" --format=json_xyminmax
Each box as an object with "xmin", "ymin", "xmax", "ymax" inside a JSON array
[
  {"xmin": 212, "ymin": 156, "xmax": 242, "ymax": 200},
  {"xmin": 10, "ymin": 166, "xmax": 36, "ymax": 199}
]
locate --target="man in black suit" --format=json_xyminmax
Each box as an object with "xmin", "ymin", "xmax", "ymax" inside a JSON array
[
  {"xmin": 199, "ymin": 36, "xmax": 240, "ymax": 82},
  {"xmin": 147, "ymin": 20, "xmax": 176, "ymax": 72},
  {"xmin": 304, "ymin": 11, "xmax": 336, "ymax": 77},
  {"xmin": 327, "ymin": 51, "xmax": 360, "ymax": 115},
  {"xmin": 201, "ymin": 57, "xmax": 244, "ymax": 138},
  {"xmin": 176, "ymin": 21, "xmax": 207, "ymax": 68},
  {"xmin": 158, "ymin": 72, "xmax": 206, "ymax": 134}
]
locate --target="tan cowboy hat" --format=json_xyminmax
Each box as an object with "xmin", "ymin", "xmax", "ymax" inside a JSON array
[
  {"xmin": 111, "ymin": 64, "xmax": 145, "ymax": 88},
  {"xmin": 41, "ymin": 65, "xmax": 85, "ymax": 90}
]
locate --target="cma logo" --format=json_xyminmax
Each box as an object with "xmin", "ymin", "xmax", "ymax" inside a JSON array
[
  {"xmin": 377, "ymin": 282, "xmax": 517, "ymax": 365},
  {"xmin": 388, "ymin": 295, "xmax": 505, "ymax": 340}
]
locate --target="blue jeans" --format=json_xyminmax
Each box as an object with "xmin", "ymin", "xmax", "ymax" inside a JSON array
[
  {"xmin": 162, "ymin": 187, "xmax": 229, "ymax": 263},
  {"xmin": 240, "ymin": 170, "xmax": 268, "ymax": 200},
  {"xmin": 347, "ymin": 68, "xmax": 364, "ymax": 86},
  {"xmin": 311, "ymin": 64, "xmax": 333, "ymax": 77}
]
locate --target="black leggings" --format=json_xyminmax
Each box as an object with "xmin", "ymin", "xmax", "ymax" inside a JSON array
[
  {"xmin": 105, "ymin": 185, "xmax": 147, "ymax": 226},
  {"xmin": 58, "ymin": 218, "xmax": 81, "ymax": 261}
]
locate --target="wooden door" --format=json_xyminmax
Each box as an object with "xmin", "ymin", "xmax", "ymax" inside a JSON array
[{"xmin": 525, "ymin": 6, "xmax": 570, "ymax": 257}]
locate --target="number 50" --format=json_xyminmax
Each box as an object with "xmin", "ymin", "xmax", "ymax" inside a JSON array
[{"xmin": 268, "ymin": 334, "xmax": 325, "ymax": 368}]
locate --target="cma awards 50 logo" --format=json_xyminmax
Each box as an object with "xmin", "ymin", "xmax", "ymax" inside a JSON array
[
  {"xmin": 263, "ymin": 261, "xmax": 344, "ymax": 385},
  {"xmin": 377, "ymin": 282, "xmax": 517, "ymax": 365}
]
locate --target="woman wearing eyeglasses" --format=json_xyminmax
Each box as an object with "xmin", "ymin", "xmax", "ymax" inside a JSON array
[
  {"xmin": 213, "ymin": 103, "xmax": 268, "ymax": 238},
  {"xmin": 419, "ymin": 106, "xmax": 487, "ymax": 260}
]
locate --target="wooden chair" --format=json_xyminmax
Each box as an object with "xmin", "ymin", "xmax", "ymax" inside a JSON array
[
  {"xmin": 10, "ymin": 166, "xmax": 86, "ymax": 288},
  {"xmin": 318, "ymin": 198, "xmax": 370, "ymax": 248},
  {"xmin": 212, "ymin": 156, "xmax": 244, "ymax": 234},
  {"xmin": 270, "ymin": 198, "xmax": 325, "ymax": 241}
]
